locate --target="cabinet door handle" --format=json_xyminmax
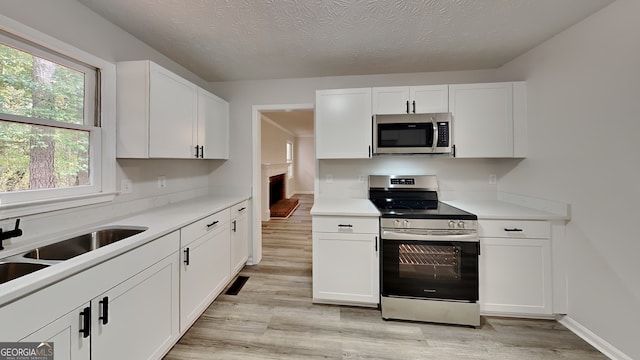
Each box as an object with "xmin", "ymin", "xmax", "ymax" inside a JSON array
[
  {"xmin": 199, "ymin": 145, "xmax": 204, "ymax": 158},
  {"xmin": 412, "ymin": 100, "xmax": 416, "ymax": 113},
  {"xmin": 184, "ymin": 248, "xmax": 190, "ymax": 266},
  {"xmin": 406, "ymin": 100, "xmax": 409, "ymax": 114},
  {"xmin": 375, "ymin": 236, "xmax": 378, "ymax": 252},
  {"xmin": 504, "ymin": 228, "xmax": 524, "ymax": 232},
  {"xmin": 206, "ymin": 220, "xmax": 219, "ymax": 228},
  {"xmin": 99, "ymin": 296, "xmax": 109, "ymax": 325},
  {"xmin": 79, "ymin": 306, "xmax": 91, "ymax": 338},
  {"xmin": 194, "ymin": 145, "xmax": 200, "ymax": 158},
  {"xmin": 232, "ymin": 220, "xmax": 237, "ymax": 233}
]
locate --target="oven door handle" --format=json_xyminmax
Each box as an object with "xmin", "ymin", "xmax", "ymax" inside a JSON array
[{"xmin": 381, "ymin": 230, "xmax": 479, "ymax": 242}]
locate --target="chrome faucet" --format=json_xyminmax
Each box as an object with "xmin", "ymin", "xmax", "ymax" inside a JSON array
[{"xmin": 0, "ymin": 219, "xmax": 23, "ymax": 250}]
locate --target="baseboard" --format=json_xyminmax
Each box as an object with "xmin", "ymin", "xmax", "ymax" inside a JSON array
[{"xmin": 560, "ymin": 316, "xmax": 632, "ymax": 360}]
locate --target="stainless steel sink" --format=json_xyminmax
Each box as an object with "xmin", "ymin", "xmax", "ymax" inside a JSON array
[
  {"xmin": 0, "ymin": 262, "xmax": 49, "ymax": 284},
  {"xmin": 23, "ymin": 228, "xmax": 146, "ymax": 261}
]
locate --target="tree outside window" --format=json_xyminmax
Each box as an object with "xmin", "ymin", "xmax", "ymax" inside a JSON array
[{"xmin": 0, "ymin": 39, "xmax": 95, "ymax": 194}]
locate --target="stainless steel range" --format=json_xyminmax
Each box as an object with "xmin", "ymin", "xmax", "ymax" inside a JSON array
[{"xmin": 369, "ymin": 175, "xmax": 480, "ymax": 327}]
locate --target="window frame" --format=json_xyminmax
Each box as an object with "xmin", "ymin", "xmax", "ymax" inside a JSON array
[
  {"xmin": 0, "ymin": 14, "xmax": 116, "ymax": 218},
  {"xmin": 286, "ymin": 140, "xmax": 293, "ymax": 180}
]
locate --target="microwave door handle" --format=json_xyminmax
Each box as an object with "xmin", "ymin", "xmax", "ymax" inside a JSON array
[{"xmin": 432, "ymin": 119, "xmax": 438, "ymax": 152}]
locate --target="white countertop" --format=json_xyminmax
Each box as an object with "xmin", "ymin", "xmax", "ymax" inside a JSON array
[
  {"xmin": 0, "ymin": 194, "xmax": 249, "ymax": 306},
  {"xmin": 310, "ymin": 198, "xmax": 380, "ymax": 217},
  {"xmin": 444, "ymin": 199, "xmax": 570, "ymax": 221},
  {"xmin": 309, "ymin": 196, "xmax": 568, "ymax": 221}
]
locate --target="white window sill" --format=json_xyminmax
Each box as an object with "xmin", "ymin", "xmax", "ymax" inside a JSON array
[{"xmin": 0, "ymin": 192, "xmax": 118, "ymax": 219}]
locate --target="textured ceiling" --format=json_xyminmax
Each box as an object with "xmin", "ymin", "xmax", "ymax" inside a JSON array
[{"xmin": 77, "ymin": 0, "xmax": 614, "ymax": 82}]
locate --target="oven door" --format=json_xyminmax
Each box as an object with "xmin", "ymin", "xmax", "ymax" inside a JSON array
[{"xmin": 381, "ymin": 234, "xmax": 479, "ymax": 302}]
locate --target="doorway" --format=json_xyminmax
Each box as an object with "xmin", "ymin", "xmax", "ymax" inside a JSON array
[{"xmin": 251, "ymin": 104, "xmax": 314, "ymax": 264}]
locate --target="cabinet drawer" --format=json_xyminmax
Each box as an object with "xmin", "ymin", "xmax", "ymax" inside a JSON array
[
  {"xmin": 230, "ymin": 200, "xmax": 249, "ymax": 219},
  {"xmin": 181, "ymin": 208, "xmax": 230, "ymax": 246},
  {"xmin": 312, "ymin": 216, "xmax": 379, "ymax": 234},
  {"xmin": 479, "ymin": 220, "xmax": 550, "ymax": 239}
]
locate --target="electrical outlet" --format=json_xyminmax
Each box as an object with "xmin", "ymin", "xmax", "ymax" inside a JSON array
[
  {"xmin": 158, "ymin": 176, "xmax": 167, "ymax": 188},
  {"xmin": 358, "ymin": 175, "xmax": 366, "ymax": 183},
  {"xmin": 120, "ymin": 179, "xmax": 132, "ymax": 194},
  {"xmin": 489, "ymin": 174, "xmax": 497, "ymax": 185},
  {"xmin": 326, "ymin": 175, "xmax": 333, "ymax": 183}
]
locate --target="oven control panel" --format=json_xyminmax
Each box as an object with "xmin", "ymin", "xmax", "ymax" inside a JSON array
[
  {"xmin": 382, "ymin": 218, "xmax": 478, "ymax": 232},
  {"xmin": 390, "ymin": 178, "xmax": 415, "ymax": 185}
]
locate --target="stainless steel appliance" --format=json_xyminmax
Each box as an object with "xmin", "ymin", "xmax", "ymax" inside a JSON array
[
  {"xmin": 373, "ymin": 113, "xmax": 452, "ymax": 155},
  {"xmin": 369, "ymin": 175, "xmax": 480, "ymax": 327}
]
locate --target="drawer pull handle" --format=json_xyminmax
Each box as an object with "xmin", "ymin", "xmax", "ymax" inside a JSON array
[
  {"xmin": 206, "ymin": 220, "xmax": 219, "ymax": 228},
  {"xmin": 99, "ymin": 296, "xmax": 109, "ymax": 325},
  {"xmin": 79, "ymin": 307, "xmax": 91, "ymax": 338},
  {"xmin": 238, "ymin": 207, "xmax": 246, "ymax": 212},
  {"xmin": 504, "ymin": 228, "xmax": 523, "ymax": 232},
  {"xmin": 338, "ymin": 224, "xmax": 353, "ymax": 228},
  {"xmin": 184, "ymin": 248, "xmax": 190, "ymax": 265}
]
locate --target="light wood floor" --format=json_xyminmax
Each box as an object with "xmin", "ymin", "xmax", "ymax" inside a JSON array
[{"xmin": 164, "ymin": 194, "xmax": 606, "ymax": 360}]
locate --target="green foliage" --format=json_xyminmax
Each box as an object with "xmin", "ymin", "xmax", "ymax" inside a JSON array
[{"xmin": 0, "ymin": 43, "xmax": 89, "ymax": 192}]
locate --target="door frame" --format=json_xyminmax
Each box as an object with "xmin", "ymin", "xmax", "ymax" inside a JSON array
[{"xmin": 251, "ymin": 103, "xmax": 314, "ymax": 264}]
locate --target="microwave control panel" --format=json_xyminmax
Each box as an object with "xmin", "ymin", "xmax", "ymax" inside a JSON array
[{"xmin": 437, "ymin": 122, "xmax": 449, "ymax": 147}]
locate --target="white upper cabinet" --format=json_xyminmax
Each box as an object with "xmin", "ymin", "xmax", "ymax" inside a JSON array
[
  {"xmin": 148, "ymin": 64, "xmax": 198, "ymax": 158},
  {"xmin": 372, "ymin": 85, "xmax": 448, "ymax": 114},
  {"xmin": 315, "ymin": 88, "xmax": 372, "ymax": 159},
  {"xmin": 197, "ymin": 88, "xmax": 229, "ymax": 159},
  {"xmin": 116, "ymin": 60, "xmax": 229, "ymax": 159},
  {"xmin": 449, "ymin": 82, "xmax": 526, "ymax": 158}
]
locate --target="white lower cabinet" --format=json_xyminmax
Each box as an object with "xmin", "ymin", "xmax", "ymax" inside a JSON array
[
  {"xmin": 21, "ymin": 304, "xmax": 89, "ymax": 360},
  {"xmin": 92, "ymin": 253, "xmax": 180, "ymax": 360},
  {"xmin": 479, "ymin": 220, "xmax": 553, "ymax": 316},
  {"xmin": 1, "ymin": 198, "xmax": 253, "ymax": 360},
  {"xmin": 11, "ymin": 231, "xmax": 181, "ymax": 360},
  {"xmin": 312, "ymin": 216, "xmax": 379, "ymax": 306},
  {"xmin": 180, "ymin": 210, "xmax": 231, "ymax": 332},
  {"xmin": 230, "ymin": 201, "xmax": 249, "ymax": 275}
]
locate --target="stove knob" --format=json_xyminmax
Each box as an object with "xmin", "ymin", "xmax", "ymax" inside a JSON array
[
  {"xmin": 394, "ymin": 219, "xmax": 401, "ymax": 227},
  {"xmin": 448, "ymin": 220, "xmax": 456, "ymax": 228},
  {"xmin": 458, "ymin": 221, "xmax": 465, "ymax": 229},
  {"xmin": 403, "ymin": 220, "xmax": 410, "ymax": 228}
]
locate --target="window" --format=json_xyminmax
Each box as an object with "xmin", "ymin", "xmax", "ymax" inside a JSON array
[
  {"xmin": 0, "ymin": 23, "xmax": 115, "ymax": 216},
  {"xmin": 286, "ymin": 141, "xmax": 293, "ymax": 179}
]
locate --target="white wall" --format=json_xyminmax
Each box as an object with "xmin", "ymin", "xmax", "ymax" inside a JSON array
[
  {"xmin": 261, "ymin": 116, "xmax": 294, "ymax": 165},
  {"xmin": 209, "ymin": 69, "xmax": 503, "ymax": 195},
  {"xmin": 497, "ymin": 0, "xmax": 639, "ymax": 358},
  {"xmin": 261, "ymin": 115, "xmax": 295, "ymax": 203},
  {"xmin": 295, "ymin": 136, "xmax": 315, "ymax": 194},
  {"xmin": 0, "ymin": 1, "xmax": 213, "ymax": 233}
]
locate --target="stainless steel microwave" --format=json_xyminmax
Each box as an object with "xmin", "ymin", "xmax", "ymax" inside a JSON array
[{"xmin": 373, "ymin": 113, "xmax": 452, "ymax": 155}]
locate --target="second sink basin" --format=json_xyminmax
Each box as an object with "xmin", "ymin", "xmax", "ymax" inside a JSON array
[
  {"xmin": 0, "ymin": 262, "xmax": 49, "ymax": 285},
  {"xmin": 24, "ymin": 227, "xmax": 147, "ymax": 261}
]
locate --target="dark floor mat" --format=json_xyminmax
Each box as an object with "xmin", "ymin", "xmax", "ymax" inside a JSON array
[
  {"xmin": 225, "ymin": 275, "xmax": 249, "ymax": 295},
  {"xmin": 270, "ymin": 198, "xmax": 300, "ymax": 218}
]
